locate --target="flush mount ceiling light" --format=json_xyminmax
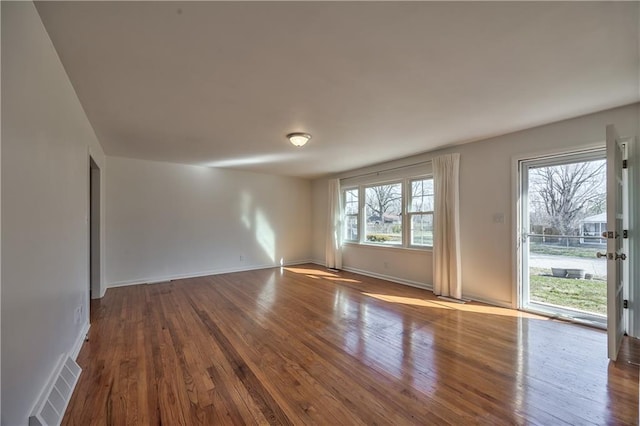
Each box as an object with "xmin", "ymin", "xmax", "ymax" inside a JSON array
[{"xmin": 287, "ymin": 132, "xmax": 311, "ymax": 147}]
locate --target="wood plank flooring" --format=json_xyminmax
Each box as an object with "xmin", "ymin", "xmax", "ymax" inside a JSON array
[{"xmin": 63, "ymin": 264, "xmax": 640, "ymax": 425}]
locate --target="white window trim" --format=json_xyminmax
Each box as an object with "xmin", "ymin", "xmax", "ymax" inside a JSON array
[
  {"xmin": 343, "ymin": 187, "xmax": 359, "ymax": 243},
  {"xmin": 407, "ymin": 177, "xmax": 434, "ymax": 249},
  {"xmin": 342, "ymin": 173, "xmax": 433, "ymax": 250},
  {"xmin": 363, "ymin": 179, "xmax": 404, "ymax": 246}
]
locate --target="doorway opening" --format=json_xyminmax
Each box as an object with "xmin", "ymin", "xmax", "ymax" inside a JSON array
[
  {"xmin": 89, "ymin": 157, "xmax": 101, "ymax": 308},
  {"xmin": 519, "ymin": 149, "xmax": 607, "ymax": 327}
]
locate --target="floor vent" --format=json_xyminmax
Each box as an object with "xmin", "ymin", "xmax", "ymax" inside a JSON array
[{"xmin": 29, "ymin": 355, "xmax": 81, "ymax": 426}]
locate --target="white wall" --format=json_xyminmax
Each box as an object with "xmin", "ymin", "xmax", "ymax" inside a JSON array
[
  {"xmin": 1, "ymin": 2, "xmax": 106, "ymax": 424},
  {"xmin": 311, "ymin": 178, "xmax": 328, "ymax": 264},
  {"xmin": 106, "ymin": 157, "xmax": 311, "ymax": 286},
  {"xmin": 312, "ymin": 104, "xmax": 640, "ymax": 308}
]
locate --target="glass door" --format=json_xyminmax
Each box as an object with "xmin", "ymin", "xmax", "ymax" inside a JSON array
[{"xmin": 520, "ymin": 150, "xmax": 607, "ymax": 326}]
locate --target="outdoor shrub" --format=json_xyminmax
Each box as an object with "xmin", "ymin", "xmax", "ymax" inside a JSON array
[{"xmin": 367, "ymin": 234, "xmax": 389, "ymax": 242}]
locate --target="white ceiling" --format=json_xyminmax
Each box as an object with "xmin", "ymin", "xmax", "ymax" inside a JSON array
[{"xmin": 36, "ymin": 1, "xmax": 639, "ymax": 179}]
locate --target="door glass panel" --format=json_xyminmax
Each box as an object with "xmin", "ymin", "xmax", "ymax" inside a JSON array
[{"xmin": 522, "ymin": 154, "xmax": 607, "ymax": 323}]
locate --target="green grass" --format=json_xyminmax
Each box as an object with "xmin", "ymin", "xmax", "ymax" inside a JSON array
[
  {"xmin": 529, "ymin": 270, "xmax": 606, "ymax": 315},
  {"xmin": 529, "ymin": 243, "xmax": 602, "ymax": 259}
]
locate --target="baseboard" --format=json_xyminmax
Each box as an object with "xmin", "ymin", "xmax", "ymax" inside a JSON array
[
  {"xmin": 95, "ymin": 285, "xmax": 108, "ymax": 299},
  {"xmin": 29, "ymin": 355, "xmax": 81, "ymax": 426},
  {"xmin": 106, "ymin": 260, "xmax": 512, "ymax": 310},
  {"xmin": 309, "ymin": 260, "xmax": 431, "ymax": 292},
  {"xmin": 310, "ymin": 259, "xmax": 326, "ymax": 267},
  {"xmin": 313, "ymin": 262, "xmax": 511, "ymax": 309},
  {"xmin": 71, "ymin": 321, "xmax": 90, "ymax": 360},
  {"xmin": 29, "ymin": 322, "xmax": 87, "ymax": 426},
  {"xmin": 29, "ymin": 321, "xmax": 90, "ymax": 426},
  {"xmin": 462, "ymin": 293, "xmax": 513, "ymax": 309},
  {"xmin": 107, "ymin": 259, "xmax": 313, "ymax": 288},
  {"xmin": 341, "ymin": 266, "xmax": 432, "ymax": 291}
]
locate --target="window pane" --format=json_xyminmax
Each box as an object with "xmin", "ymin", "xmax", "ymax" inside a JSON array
[
  {"xmin": 411, "ymin": 214, "xmax": 433, "ymax": 246},
  {"xmin": 344, "ymin": 189, "xmax": 358, "ymax": 215},
  {"xmin": 344, "ymin": 215, "xmax": 358, "ymax": 241},
  {"xmin": 410, "ymin": 179, "xmax": 434, "ymax": 212},
  {"xmin": 365, "ymin": 183, "xmax": 402, "ymax": 244}
]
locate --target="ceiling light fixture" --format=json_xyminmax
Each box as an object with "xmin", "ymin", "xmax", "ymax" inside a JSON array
[{"xmin": 287, "ymin": 132, "xmax": 311, "ymax": 147}]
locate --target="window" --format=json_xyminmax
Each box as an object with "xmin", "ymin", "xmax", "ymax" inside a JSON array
[
  {"xmin": 408, "ymin": 178, "xmax": 434, "ymax": 246},
  {"xmin": 343, "ymin": 188, "xmax": 359, "ymax": 241},
  {"xmin": 365, "ymin": 182, "xmax": 403, "ymax": 244},
  {"xmin": 341, "ymin": 173, "xmax": 433, "ymax": 249}
]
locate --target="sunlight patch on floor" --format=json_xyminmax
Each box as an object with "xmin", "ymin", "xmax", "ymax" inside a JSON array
[
  {"xmin": 364, "ymin": 293, "xmax": 450, "ymax": 309},
  {"xmin": 328, "ymin": 277, "xmax": 361, "ymax": 283},
  {"xmin": 285, "ymin": 267, "xmax": 362, "ymax": 283},
  {"xmin": 364, "ymin": 293, "xmax": 546, "ymax": 319},
  {"xmin": 285, "ymin": 267, "xmax": 338, "ymax": 277},
  {"xmin": 283, "ymin": 267, "xmax": 542, "ymax": 319}
]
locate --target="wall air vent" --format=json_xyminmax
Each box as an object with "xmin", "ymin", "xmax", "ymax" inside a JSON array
[{"xmin": 29, "ymin": 355, "xmax": 81, "ymax": 426}]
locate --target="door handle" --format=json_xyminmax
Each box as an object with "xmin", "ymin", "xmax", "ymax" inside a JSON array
[
  {"xmin": 596, "ymin": 252, "xmax": 626, "ymax": 260},
  {"xmin": 601, "ymin": 231, "xmax": 619, "ymax": 239}
]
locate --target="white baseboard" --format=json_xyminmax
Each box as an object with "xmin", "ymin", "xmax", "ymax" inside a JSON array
[
  {"xmin": 309, "ymin": 260, "xmax": 432, "ymax": 292},
  {"xmin": 29, "ymin": 322, "xmax": 88, "ymax": 426},
  {"xmin": 29, "ymin": 355, "xmax": 81, "ymax": 426},
  {"xmin": 310, "ymin": 259, "xmax": 326, "ymax": 267},
  {"xmin": 462, "ymin": 293, "xmax": 513, "ymax": 309},
  {"xmin": 311, "ymin": 261, "xmax": 511, "ymax": 309},
  {"xmin": 71, "ymin": 321, "xmax": 90, "ymax": 360},
  {"xmin": 107, "ymin": 259, "xmax": 313, "ymax": 288},
  {"xmin": 340, "ymin": 266, "xmax": 433, "ymax": 291},
  {"xmin": 107, "ymin": 260, "xmax": 512, "ymax": 310}
]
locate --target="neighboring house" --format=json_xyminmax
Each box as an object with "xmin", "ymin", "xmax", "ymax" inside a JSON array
[
  {"xmin": 368, "ymin": 213, "xmax": 401, "ymax": 224},
  {"xmin": 581, "ymin": 212, "xmax": 607, "ymax": 244}
]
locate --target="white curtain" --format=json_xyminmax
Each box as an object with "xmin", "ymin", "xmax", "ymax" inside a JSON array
[
  {"xmin": 432, "ymin": 153, "xmax": 462, "ymax": 299},
  {"xmin": 326, "ymin": 179, "xmax": 343, "ymax": 270}
]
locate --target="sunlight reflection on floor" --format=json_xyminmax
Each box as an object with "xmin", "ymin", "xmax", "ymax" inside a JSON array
[
  {"xmin": 285, "ymin": 267, "xmax": 362, "ymax": 283},
  {"xmin": 285, "ymin": 267, "xmax": 338, "ymax": 277},
  {"xmin": 364, "ymin": 293, "xmax": 546, "ymax": 319},
  {"xmin": 285, "ymin": 265, "xmax": 546, "ymax": 320}
]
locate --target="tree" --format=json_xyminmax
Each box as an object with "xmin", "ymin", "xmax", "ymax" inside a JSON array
[
  {"xmin": 529, "ymin": 160, "xmax": 606, "ymax": 237},
  {"xmin": 365, "ymin": 183, "xmax": 402, "ymax": 222}
]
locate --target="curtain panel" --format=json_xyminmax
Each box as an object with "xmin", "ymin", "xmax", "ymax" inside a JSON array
[
  {"xmin": 432, "ymin": 153, "xmax": 462, "ymax": 299},
  {"xmin": 326, "ymin": 179, "xmax": 343, "ymax": 270}
]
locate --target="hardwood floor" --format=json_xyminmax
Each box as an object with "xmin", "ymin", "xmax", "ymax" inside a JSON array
[{"xmin": 64, "ymin": 264, "xmax": 639, "ymax": 425}]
